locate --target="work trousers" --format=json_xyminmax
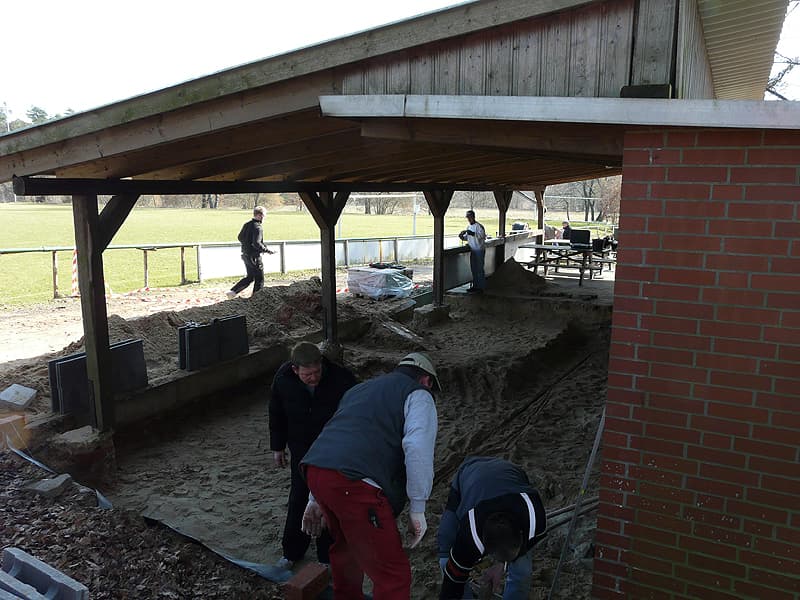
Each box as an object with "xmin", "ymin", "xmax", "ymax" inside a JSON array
[
  {"xmin": 283, "ymin": 456, "xmax": 332, "ymax": 563},
  {"xmin": 306, "ymin": 465, "xmax": 411, "ymax": 599},
  {"xmin": 469, "ymin": 247, "xmax": 486, "ymax": 290},
  {"xmin": 231, "ymin": 253, "xmax": 264, "ymax": 294}
]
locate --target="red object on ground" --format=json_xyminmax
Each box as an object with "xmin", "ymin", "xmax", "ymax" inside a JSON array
[{"xmin": 283, "ymin": 562, "xmax": 330, "ymax": 600}]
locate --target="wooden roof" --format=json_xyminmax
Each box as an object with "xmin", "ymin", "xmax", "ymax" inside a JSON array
[{"xmin": 0, "ymin": 0, "xmax": 788, "ymax": 193}]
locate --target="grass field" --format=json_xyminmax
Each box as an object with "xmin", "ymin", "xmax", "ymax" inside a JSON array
[{"xmin": 0, "ymin": 202, "xmax": 611, "ymax": 305}]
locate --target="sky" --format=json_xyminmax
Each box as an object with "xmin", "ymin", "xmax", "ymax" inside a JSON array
[{"xmin": 1, "ymin": 0, "xmax": 798, "ymax": 121}]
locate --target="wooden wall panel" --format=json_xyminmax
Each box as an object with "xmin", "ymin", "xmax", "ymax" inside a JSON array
[
  {"xmin": 338, "ymin": 0, "xmax": 649, "ymax": 99},
  {"xmin": 459, "ymin": 35, "xmax": 486, "ymax": 95},
  {"xmin": 512, "ymin": 27, "xmax": 542, "ymax": 96},
  {"xmin": 598, "ymin": 0, "xmax": 635, "ymax": 97},
  {"xmin": 541, "ymin": 12, "xmax": 572, "ymax": 96},
  {"xmin": 409, "ymin": 53, "xmax": 435, "ymax": 94},
  {"xmin": 487, "ymin": 36, "xmax": 513, "ymax": 95},
  {"xmin": 569, "ymin": 9, "xmax": 602, "ymax": 96},
  {"xmin": 436, "ymin": 47, "xmax": 461, "ymax": 94},
  {"xmin": 365, "ymin": 64, "xmax": 387, "ymax": 95},
  {"xmin": 387, "ymin": 59, "xmax": 411, "ymax": 94},
  {"xmin": 676, "ymin": 0, "xmax": 714, "ymax": 98},
  {"xmin": 631, "ymin": 0, "xmax": 678, "ymax": 87}
]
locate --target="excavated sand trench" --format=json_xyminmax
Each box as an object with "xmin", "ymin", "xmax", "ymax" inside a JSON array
[{"xmin": 105, "ymin": 284, "xmax": 611, "ymax": 599}]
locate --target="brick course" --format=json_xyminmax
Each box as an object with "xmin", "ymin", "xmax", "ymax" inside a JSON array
[{"xmin": 595, "ymin": 128, "xmax": 800, "ymax": 598}]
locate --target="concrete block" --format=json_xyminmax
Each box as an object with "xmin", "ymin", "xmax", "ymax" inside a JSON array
[
  {"xmin": 2, "ymin": 547, "xmax": 88, "ymax": 599},
  {"xmin": 0, "ymin": 570, "xmax": 48, "ymax": 600},
  {"xmin": 283, "ymin": 563, "xmax": 329, "ymax": 600},
  {"xmin": 111, "ymin": 339, "xmax": 148, "ymax": 393},
  {"xmin": 22, "ymin": 474, "xmax": 73, "ymax": 499},
  {"xmin": 0, "ymin": 415, "xmax": 26, "ymax": 450},
  {"xmin": 411, "ymin": 303, "xmax": 451, "ymax": 330},
  {"xmin": 0, "ymin": 384, "xmax": 37, "ymax": 411},
  {"xmin": 48, "ymin": 339, "xmax": 147, "ymax": 420},
  {"xmin": 216, "ymin": 315, "xmax": 249, "ymax": 362}
]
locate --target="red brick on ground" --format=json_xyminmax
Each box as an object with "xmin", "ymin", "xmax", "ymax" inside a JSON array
[{"xmin": 282, "ymin": 563, "xmax": 329, "ymax": 600}]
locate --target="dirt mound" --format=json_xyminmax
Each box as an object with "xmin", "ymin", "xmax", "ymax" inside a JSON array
[{"xmin": 486, "ymin": 258, "xmax": 547, "ymax": 295}]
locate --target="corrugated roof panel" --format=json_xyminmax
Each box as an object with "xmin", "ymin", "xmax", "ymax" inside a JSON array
[{"xmin": 697, "ymin": 0, "xmax": 789, "ymax": 99}]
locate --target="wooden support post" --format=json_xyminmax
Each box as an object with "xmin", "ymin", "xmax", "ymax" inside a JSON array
[
  {"xmin": 394, "ymin": 238, "xmax": 399, "ymax": 263},
  {"xmin": 52, "ymin": 251, "xmax": 59, "ymax": 299},
  {"xmin": 143, "ymin": 250, "xmax": 149, "ymax": 288},
  {"xmin": 493, "ymin": 190, "xmax": 513, "ymax": 238},
  {"xmin": 196, "ymin": 245, "xmax": 202, "ymax": 281},
  {"xmin": 72, "ymin": 195, "xmax": 114, "ymax": 431},
  {"xmin": 423, "ymin": 189, "xmax": 454, "ymax": 306},
  {"xmin": 279, "ymin": 242, "xmax": 287, "ymax": 274},
  {"xmin": 180, "ymin": 246, "xmax": 187, "ymax": 284},
  {"xmin": 343, "ymin": 239, "xmax": 350, "ymax": 267},
  {"xmin": 299, "ymin": 190, "xmax": 350, "ymax": 343},
  {"xmin": 534, "ymin": 187, "xmax": 546, "ymax": 244}
]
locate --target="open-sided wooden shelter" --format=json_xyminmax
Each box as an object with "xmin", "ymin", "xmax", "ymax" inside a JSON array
[{"xmin": 1, "ymin": 0, "xmax": 798, "ymax": 597}]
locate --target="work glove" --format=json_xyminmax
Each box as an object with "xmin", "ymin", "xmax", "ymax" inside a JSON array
[
  {"xmin": 405, "ymin": 512, "xmax": 427, "ymax": 549},
  {"xmin": 301, "ymin": 500, "xmax": 326, "ymax": 537},
  {"xmin": 273, "ymin": 449, "xmax": 288, "ymax": 468},
  {"xmin": 459, "ymin": 230, "xmax": 468, "ymax": 241}
]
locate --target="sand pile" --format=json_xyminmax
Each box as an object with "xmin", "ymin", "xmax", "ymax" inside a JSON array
[{"xmin": 486, "ymin": 258, "xmax": 548, "ymax": 295}]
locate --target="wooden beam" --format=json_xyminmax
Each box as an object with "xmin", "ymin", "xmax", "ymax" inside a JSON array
[
  {"xmin": 360, "ymin": 118, "xmax": 624, "ymax": 162},
  {"xmin": 97, "ymin": 195, "xmax": 139, "ymax": 250},
  {"xmin": 72, "ymin": 195, "xmax": 114, "ymax": 431},
  {"xmin": 14, "ymin": 176, "xmax": 509, "ymax": 196},
  {"xmin": 534, "ymin": 187, "xmax": 546, "ymax": 244},
  {"xmin": 493, "ymin": 190, "xmax": 513, "ymax": 237},
  {"xmin": 298, "ymin": 191, "xmax": 350, "ymax": 343},
  {"xmin": 423, "ymin": 190, "xmax": 454, "ymax": 306}
]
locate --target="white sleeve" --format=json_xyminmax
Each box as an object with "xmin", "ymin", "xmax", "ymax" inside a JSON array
[
  {"xmin": 476, "ymin": 223, "xmax": 487, "ymax": 244},
  {"xmin": 403, "ymin": 389, "xmax": 438, "ymax": 513}
]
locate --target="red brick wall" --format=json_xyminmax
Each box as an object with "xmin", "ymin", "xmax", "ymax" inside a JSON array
[{"xmin": 594, "ymin": 128, "xmax": 800, "ymax": 599}]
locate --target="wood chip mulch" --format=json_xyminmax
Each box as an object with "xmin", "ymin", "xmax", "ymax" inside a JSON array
[{"xmin": 0, "ymin": 449, "xmax": 281, "ymax": 599}]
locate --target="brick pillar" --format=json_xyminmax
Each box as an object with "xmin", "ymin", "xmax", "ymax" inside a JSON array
[{"xmin": 594, "ymin": 128, "xmax": 800, "ymax": 599}]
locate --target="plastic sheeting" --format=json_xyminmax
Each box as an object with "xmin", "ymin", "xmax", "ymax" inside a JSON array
[{"xmin": 347, "ymin": 267, "xmax": 413, "ymax": 300}]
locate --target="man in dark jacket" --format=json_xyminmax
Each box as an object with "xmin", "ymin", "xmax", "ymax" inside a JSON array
[
  {"xmin": 269, "ymin": 341, "xmax": 357, "ymax": 569},
  {"xmin": 438, "ymin": 457, "xmax": 547, "ymax": 599},
  {"xmin": 227, "ymin": 206, "xmax": 274, "ymax": 298}
]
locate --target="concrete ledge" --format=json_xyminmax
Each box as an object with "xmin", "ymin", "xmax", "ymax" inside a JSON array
[{"xmin": 114, "ymin": 344, "xmax": 289, "ymax": 427}]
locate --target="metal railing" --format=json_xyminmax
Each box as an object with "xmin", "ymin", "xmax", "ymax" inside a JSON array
[{"xmin": 0, "ymin": 235, "xmax": 461, "ymax": 300}]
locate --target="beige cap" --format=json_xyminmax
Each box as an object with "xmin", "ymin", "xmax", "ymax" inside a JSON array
[{"xmin": 398, "ymin": 352, "xmax": 441, "ymax": 392}]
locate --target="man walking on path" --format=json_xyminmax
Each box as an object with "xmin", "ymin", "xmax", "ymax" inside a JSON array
[
  {"xmin": 300, "ymin": 352, "xmax": 440, "ymax": 600},
  {"xmin": 459, "ymin": 210, "xmax": 487, "ymax": 293},
  {"xmin": 438, "ymin": 456, "xmax": 547, "ymax": 599},
  {"xmin": 269, "ymin": 342, "xmax": 357, "ymax": 569},
  {"xmin": 227, "ymin": 206, "xmax": 274, "ymax": 298}
]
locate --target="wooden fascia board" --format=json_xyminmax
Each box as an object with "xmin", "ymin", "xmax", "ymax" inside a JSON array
[
  {"xmin": 0, "ymin": 73, "xmax": 339, "ymax": 182},
  {"xmin": 359, "ymin": 118, "xmax": 623, "ymax": 162},
  {"xmin": 0, "ymin": 0, "xmax": 597, "ymax": 159},
  {"xmin": 58, "ymin": 111, "xmax": 357, "ymax": 179},
  {"xmin": 320, "ymin": 94, "xmax": 800, "ymax": 129}
]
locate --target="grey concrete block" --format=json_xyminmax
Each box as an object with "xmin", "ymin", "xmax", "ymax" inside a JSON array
[
  {"xmin": 2, "ymin": 547, "xmax": 88, "ymax": 599},
  {"xmin": 0, "ymin": 384, "xmax": 37, "ymax": 411},
  {"xmin": 0, "ymin": 570, "xmax": 48, "ymax": 599},
  {"xmin": 22, "ymin": 474, "xmax": 73, "ymax": 499}
]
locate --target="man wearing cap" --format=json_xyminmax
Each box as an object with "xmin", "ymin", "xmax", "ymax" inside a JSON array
[
  {"xmin": 437, "ymin": 456, "xmax": 547, "ymax": 599},
  {"xmin": 227, "ymin": 205, "xmax": 275, "ymax": 299},
  {"xmin": 300, "ymin": 352, "xmax": 440, "ymax": 599},
  {"xmin": 459, "ymin": 210, "xmax": 487, "ymax": 293}
]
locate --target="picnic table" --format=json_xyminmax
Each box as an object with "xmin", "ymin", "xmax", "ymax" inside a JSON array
[{"xmin": 519, "ymin": 241, "xmax": 614, "ymax": 286}]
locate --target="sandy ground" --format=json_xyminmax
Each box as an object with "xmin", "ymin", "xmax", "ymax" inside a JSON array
[{"xmin": 0, "ymin": 260, "xmax": 613, "ymax": 598}]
